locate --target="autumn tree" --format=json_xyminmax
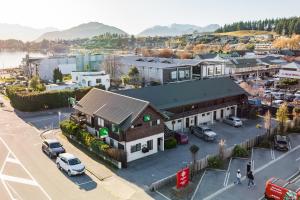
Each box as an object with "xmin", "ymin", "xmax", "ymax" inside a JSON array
[
  {"xmin": 276, "ymin": 102, "xmax": 289, "ymax": 134},
  {"xmin": 178, "ymin": 51, "xmax": 192, "ymax": 59},
  {"xmin": 157, "ymin": 48, "xmax": 173, "ymax": 58}
]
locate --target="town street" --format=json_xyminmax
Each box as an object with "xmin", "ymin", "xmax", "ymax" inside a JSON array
[{"xmin": 0, "ymin": 97, "xmax": 152, "ymax": 200}]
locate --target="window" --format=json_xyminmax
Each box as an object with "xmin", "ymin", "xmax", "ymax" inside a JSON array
[
  {"xmin": 147, "ymin": 140, "xmax": 153, "ymax": 150},
  {"xmin": 185, "ymin": 70, "xmax": 190, "ymax": 78},
  {"xmin": 202, "ymin": 114, "xmax": 205, "ymax": 117},
  {"xmin": 157, "ymin": 119, "xmax": 160, "ymax": 125},
  {"xmin": 215, "ymin": 66, "xmax": 222, "ymax": 75},
  {"xmin": 98, "ymin": 118, "xmax": 104, "ymax": 127},
  {"xmin": 110, "ymin": 138, "xmax": 114, "ymax": 147},
  {"xmin": 76, "ymin": 76, "xmax": 78, "ymax": 81},
  {"xmin": 171, "ymin": 71, "xmax": 177, "ymax": 80},
  {"xmin": 96, "ymin": 79, "xmax": 101, "ymax": 84},
  {"xmin": 112, "ymin": 124, "xmax": 119, "ymax": 133},
  {"xmin": 118, "ymin": 143, "xmax": 124, "ymax": 150},
  {"xmin": 177, "ymin": 119, "xmax": 182, "ymax": 123},
  {"xmin": 131, "ymin": 143, "xmax": 141, "ymax": 153},
  {"xmin": 206, "ymin": 113, "xmax": 210, "ymax": 116}
]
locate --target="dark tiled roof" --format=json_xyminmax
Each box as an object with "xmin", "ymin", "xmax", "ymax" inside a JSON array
[
  {"xmin": 116, "ymin": 77, "xmax": 247, "ymax": 110},
  {"xmin": 197, "ymin": 53, "xmax": 217, "ymax": 59},
  {"xmin": 231, "ymin": 58, "xmax": 259, "ymax": 68},
  {"xmin": 74, "ymin": 88, "xmax": 149, "ymax": 125}
]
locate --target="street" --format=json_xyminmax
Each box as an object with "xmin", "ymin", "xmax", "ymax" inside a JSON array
[{"xmin": 0, "ymin": 96, "xmax": 153, "ymax": 200}]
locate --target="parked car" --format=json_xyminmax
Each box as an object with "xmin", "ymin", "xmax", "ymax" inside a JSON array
[
  {"xmin": 284, "ymin": 94, "xmax": 295, "ymax": 102},
  {"xmin": 295, "ymin": 91, "xmax": 300, "ymax": 97},
  {"xmin": 223, "ymin": 116, "xmax": 243, "ymax": 127},
  {"xmin": 42, "ymin": 139, "xmax": 65, "ymax": 158},
  {"xmin": 294, "ymin": 96, "xmax": 300, "ymax": 104},
  {"xmin": 272, "ymin": 100, "xmax": 284, "ymax": 105},
  {"xmin": 174, "ymin": 132, "xmax": 188, "ymax": 144},
  {"xmin": 56, "ymin": 153, "xmax": 85, "ymax": 176},
  {"xmin": 273, "ymin": 92, "xmax": 284, "ymax": 100},
  {"xmin": 274, "ymin": 135, "xmax": 289, "ymax": 151},
  {"xmin": 190, "ymin": 126, "xmax": 217, "ymax": 141},
  {"xmin": 264, "ymin": 80, "xmax": 274, "ymax": 87}
]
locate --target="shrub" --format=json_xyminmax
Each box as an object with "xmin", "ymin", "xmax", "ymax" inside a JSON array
[
  {"xmin": 208, "ymin": 156, "xmax": 223, "ymax": 169},
  {"xmin": 232, "ymin": 145, "xmax": 249, "ymax": 158},
  {"xmin": 60, "ymin": 120, "xmax": 80, "ymax": 136},
  {"xmin": 164, "ymin": 137, "xmax": 177, "ymax": 149},
  {"xmin": 256, "ymin": 138, "xmax": 271, "ymax": 148}
]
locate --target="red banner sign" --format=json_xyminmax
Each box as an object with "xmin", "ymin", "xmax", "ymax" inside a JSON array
[{"xmin": 176, "ymin": 167, "xmax": 189, "ymax": 189}]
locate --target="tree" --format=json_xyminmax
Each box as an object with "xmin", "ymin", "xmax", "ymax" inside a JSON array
[
  {"xmin": 128, "ymin": 66, "xmax": 139, "ymax": 85},
  {"xmin": 189, "ymin": 144, "xmax": 199, "ymax": 179},
  {"xmin": 103, "ymin": 55, "xmax": 121, "ymax": 80},
  {"xmin": 218, "ymin": 139, "xmax": 226, "ymax": 160},
  {"xmin": 53, "ymin": 68, "xmax": 63, "ymax": 83},
  {"xmin": 276, "ymin": 103, "xmax": 289, "ymax": 134},
  {"xmin": 29, "ymin": 76, "xmax": 45, "ymax": 92},
  {"xmin": 264, "ymin": 110, "xmax": 272, "ymax": 136}
]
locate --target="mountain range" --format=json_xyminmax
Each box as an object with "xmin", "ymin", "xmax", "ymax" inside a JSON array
[
  {"xmin": 0, "ymin": 22, "xmax": 221, "ymax": 42},
  {"xmin": 138, "ymin": 23, "xmax": 220, "ymax": 37},
  {"xmin": 36, "ymin": 22, "xmax": 128, "ymax": 42},
  {"xmin": 0, "ymin": 23, "xmax": 58, "ymax": 41}
]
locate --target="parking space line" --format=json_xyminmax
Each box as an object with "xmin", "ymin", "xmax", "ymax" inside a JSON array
[
  {"xmin": 0, "ymin": 175, "xmax": 38, "ymax": 186},
  {"xmin": 227, "ymin": 158, "xmax": 232, "ymax": 172},
  {"xmin": 223, "ymin": 172, "xmax": 230, "ymax": 187},
  {"xmin": 289, "ymin": 142, "xmax": 292, "ymax": 151},
  {"xmin": 155, "ymin": 190, "xmax": 172, "ymax": 200},
  {"xmin": 7, "ymin": 182, "xmax": 24, "ymax": 200},
  {"xmin": 191, "ymin": 170, "xmax": 206, "ymax": 200},
  {"xmin": 270, "ymin": 149, "xmax": 275, "ymax": 160},
  {"xmin": 6, "ymin": 157, "xmax": 21, "ymax": 165},
  {"xmin": 295, "ymin": 157, "xmax": 300, "ymax": 162}
]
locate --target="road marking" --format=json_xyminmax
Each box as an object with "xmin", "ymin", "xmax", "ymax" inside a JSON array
[
  {"xmin": 76, "ymin": 180, "xmax": 94, "ymax": 186},
  {"xmin": 289, "ymin": 142, "xmax": 292, "ymax": 151},
  {"xmin": 296, "ymin": 157, "xmax": 300, "ymax": 162},
  {"xmin": 0, "ymin": 175, "xmax": 38, "ymax": 186},
  {"xmin": 191, "ymin": 170, "xmax": 206, "ymax": 200},
  {"xmin": 270, "ymin": 149, "xmax": 275, "ymax": 160},
  {"xmin": 155, "ymin": 190, "xmax": 172, "ymax": 200},
  {"xmin": 203, "ymin": 145, "xmax": 300, "ymax": 200},
  {"xmin": 0, "ymin": 137, "xmax": 52, "ymax": 200},
  {"xmin": 6, "ymin": 157, "xmax": 21, "ymax": 165},
  {"xmin": 7, "ymin": 182, "xmax": 24, "ymax": 200},
  {"xmin": 223, "ymin": 172, "xmax": 230, "ymax": 187}
]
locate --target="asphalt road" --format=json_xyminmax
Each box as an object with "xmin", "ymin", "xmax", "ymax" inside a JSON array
[{"xmin": 0, "ymin": 98, "xmax": 152, "ymax": 200}]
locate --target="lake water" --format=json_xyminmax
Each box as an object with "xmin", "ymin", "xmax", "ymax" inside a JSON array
[{"xmin": 0, "ymin": 51, "xmax": 46, "ymax": 69}]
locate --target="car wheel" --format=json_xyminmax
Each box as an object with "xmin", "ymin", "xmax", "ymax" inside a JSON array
[
  {"xmin": 67, "ymin": 170, "xmax": 72, "ymax": 177},
  {"xmin": 57, "ymin": 163, "xmax": 61, "ymax": 170}
]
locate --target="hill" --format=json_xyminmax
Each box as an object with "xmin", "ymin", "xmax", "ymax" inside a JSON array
[
  {"xmin": 138, "ymin": 23, "xmax": 220, "ymax": 37},
  {"xmin": 36, "ymin": 22, "xmax": 128, "ymax": 41},
  {"xmin": 0, "ymin": 23, "xmax": 58, "ymax": 42},
  {"xmin": 214, "ymin": 30, "xmax": 276, "ymax": 37}
]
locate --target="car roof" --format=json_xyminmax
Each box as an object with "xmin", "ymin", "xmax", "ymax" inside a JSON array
[
  {"xmin": 44, "ymin": 139, "xmax": 60, "ymax": 144},
  {"xmin": 199, "ymin": 125, "xmax": 210, "ymax": 129},
  {"xmin": 275, "ymin": 135, "xmax": 287, "ymax": 141},
  {"xmin": 59, "ymin": 153, "xmax": 76, "ymax": 160}
]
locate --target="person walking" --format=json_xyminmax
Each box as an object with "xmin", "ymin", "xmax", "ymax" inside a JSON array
[
  {"xmin": 234, "ymin": 169, "xmax": 242, "ymax": 184},
  {"xmin": 247, "ymin": 170, "xmax": 255, "ymax": 188},
  {"xmin": 246, "ymin": 161, "xmax": 251, "ymax": 175}
]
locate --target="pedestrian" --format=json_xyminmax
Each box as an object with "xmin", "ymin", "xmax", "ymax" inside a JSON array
[
  {"xmin": 234, "ymin": 169, "xmax": 242, "ymax": 184},
  {"xmin": 246, "ymin": 161, "xmax": 251, "ymax": 175},
  {"xmin": 247, "ymin": 170, "xmax": 255, "ymax": 188}
]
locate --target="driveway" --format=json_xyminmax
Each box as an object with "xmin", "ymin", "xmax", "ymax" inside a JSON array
[{"xmin": 118, "ymin": 118, "xmax": 276, "ymax": 187}]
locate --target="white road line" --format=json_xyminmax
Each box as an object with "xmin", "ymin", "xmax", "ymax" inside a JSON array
[
  {"xmin": 0, "ymin": 153, "xmax": 9, "ymax": 174},
  {"xmin": 6, "ymin": 157, "xmax": 21, "ymax": 165},
  {"xmin": 191, "ymin": 170, "xmax": 206, "ymax": 200},
  {"xmin": 270, "ymin": 149, "xmax": 275, "ymax": 160},
  {"xmin": 227, "ymin": 158, "xmax": 232, "ymax": 172},
  {"xmin": 76, "ymin": 180, "xmax": 94, "ymax": 186},
  {"xmin": 0, "ymin": 175, "xmax": 38, "ymax": 186},
  {"xmin": 252, "ymin": 160, "xmax": 255, "ymax": 171},
  {"xmin": 296, "ymin": 157, "xmax": 300, "ymax": 162},
  {"xmin": 289, "ymin": 142, "xmax": 292, "ymax": 151},
  {"xmin": 203, "ymin": 145, "xmax": 300, "ymax": 200},
  {"xmin": 0, "ymin": 137, "xmax": 52, "ymax": 200},
  {"xmin": 1, "ymin": 179, "xmax": 15, "ymax": 200},
  {"xmin": 6, "ymin": 182, "xmax": 24, "ymax": 200},
  {"xmin": 155, "ymin": 190, "xmax": 172, "ymax": 200},
  {"xmin": 224, "ymin": 172, "xmax": 230, "ymax": 187}
]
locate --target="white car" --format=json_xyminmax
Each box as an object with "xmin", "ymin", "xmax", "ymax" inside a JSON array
[
  {"xmin": 295, "ymin": 91, "xmax": 300, "ymax": 98},
  {"xmin": 224, "ymin": 116, "xmax": 243, "ymax": 127},
  {"xmin": 273, "ymin": 100, "xmax": 284, "ymax": 105},
  {"xmin": 56, "ymin": 153, "xmax": 85, "ymax": 176}
]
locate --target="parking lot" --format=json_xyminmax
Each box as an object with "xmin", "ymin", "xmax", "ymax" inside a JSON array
[{"xmin": 118, "ymin": 118, "xmax": 277, "ymax": 187}]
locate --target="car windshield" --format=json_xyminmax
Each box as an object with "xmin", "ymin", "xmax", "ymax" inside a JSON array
[
  {"xmin": 68, "ymin": 158, "xmax": 81, "ymax": 165},
  {"xmin": 234, "ymin": 119, "xmax": 241, "ymax": 122},
  {"xmin": 277, "ymin": 140, "xmax": 287, "ymax": 145},
  {"xmin": 49, "ymin": 142, "xmax": 62, "ymax": 148},
  {"xmin": 203, "ymin": 128, "xmax": 212, "ymax": 132}
]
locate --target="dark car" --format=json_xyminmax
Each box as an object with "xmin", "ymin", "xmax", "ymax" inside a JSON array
[
  {"xmin": 190, "ymin": 125, "xmax": 217, "ymax": 141},
  {"xmin": 284, "ymin": 94, "xmax": 295, "ymax": 102},
  {"xmin": 174, "ymin": 132, "xmax": 188, "ymax": 144},
  {"xmin": 42, "ymin": 139, "xmax": 65, "ymax": 158},
  {"xmin": 274, "ymin": 135, "xmax": 289, "ymax": 151}
]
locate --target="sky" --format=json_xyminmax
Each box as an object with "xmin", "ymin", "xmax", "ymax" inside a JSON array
[{"xmin": 1, "ymin": 0, "xmax": 300, "ymax": 34}]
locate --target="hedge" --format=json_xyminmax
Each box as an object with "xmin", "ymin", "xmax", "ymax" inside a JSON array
[
  {"xmin": 232, "ymin": 145, "xmax": 249, "ymax": 158},
  {"xmin": 6, "ymin": 86, "xmax": 91, "ymax": 111},
  {"xmin": 208, "ymin": 156, "xmax": 224, "ymax": 169}
]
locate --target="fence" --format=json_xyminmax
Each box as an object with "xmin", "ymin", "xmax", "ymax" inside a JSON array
[{"xmin": 150, "ymin": 126, "xmax": 278, "ymax": 191}]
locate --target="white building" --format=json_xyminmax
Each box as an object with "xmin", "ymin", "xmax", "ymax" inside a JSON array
[
  {"xmin": 279, "ymin": 62, "xmax": 300, "ymax": 79},
  {"xmin": 71, "ymin": 71, "xmax": 110, "ymax": 90}
]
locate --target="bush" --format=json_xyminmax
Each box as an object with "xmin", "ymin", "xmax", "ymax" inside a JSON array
[
  {"xmin": 232, "ymin": 145, "xmax": 249, "ymax": 158},
  {"xmin": 256, "ymin": 138, "xmax": 271, "ymax": 148},
  {"xmin": 60, "ymin": 120, "xmax": 80, "ymax": 136},
  {"xmin": 208, "ymin": 156, "xmax": 223, "ymax": 169},
  {"xmin": 279, "ymin": 78, "xmax": 298, "ymax": 86},
  {"xmin": 164, "ymin": 137, "xmax": 177, "ymax": 149},
  {"xmin": 6, "ymin": 87, "xmax": 91, "ymax": 111}
]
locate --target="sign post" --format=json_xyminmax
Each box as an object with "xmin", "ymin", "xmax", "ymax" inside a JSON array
[{"xmin": 176, "ymin": 167, "xmax": 190, "ymax": 189}]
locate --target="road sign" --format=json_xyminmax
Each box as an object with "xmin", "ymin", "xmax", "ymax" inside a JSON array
[
  {"xmin": 176, "ymin": 167, "xmax": 189, "ymax": 189},
  {"xmin": 99, "ymin": 127, "xmax": 109, "ymax": 138}
]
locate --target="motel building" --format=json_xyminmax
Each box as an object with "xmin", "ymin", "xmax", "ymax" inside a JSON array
[
  {"xmin": 73, "ymin": 77, "xmax": 247, "ymax": 162},
  {"xmin": 278, "ymin": 62, "xmax": 300, "ymax": 80}
]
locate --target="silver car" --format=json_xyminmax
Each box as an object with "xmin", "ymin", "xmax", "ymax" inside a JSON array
[
  {"xmin": 224, "ymin": 116, "xmax": 243, "ymax": 127},
  {"xmin": 42, "ymin": 139, "xmax": 65, "ymax": 158}
]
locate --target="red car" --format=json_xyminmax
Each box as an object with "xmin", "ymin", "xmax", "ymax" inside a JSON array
[
  {"xmin": 265, "ymin": 177, "xmax": 300, "ymax": 200},
  {"xmin": 174, "ymin": 132, "xmax": 188, "ymax": 144}
]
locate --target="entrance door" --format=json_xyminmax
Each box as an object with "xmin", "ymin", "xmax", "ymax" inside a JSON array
[
  {"xmin": 185, "ymin": 117, "xmax": 190, "ymax": 128},
  {"xmin": 221, "ymin": 109, "xmax": 224, "ymax": 119},
  {"xmin": 157, "ymin": 137, "xmax": 163, "ymax": 151},
  {"xmin": 213, "ymin": 111, "xmax": 217, "ymax": 120},
  {"xmin": 194, "ymin": 116, "xmax": 198, "ymax": 126}
]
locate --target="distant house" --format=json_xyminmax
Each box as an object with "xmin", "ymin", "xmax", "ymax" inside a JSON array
[
  {"xmin": 118, "ymin": 56, "xmax": 230, "ymax": 84},
  {"xmin": 279, "ymin": 62, "xmax": 300, "ymax": 79},
  {"xmin": 71, "ymin": 71, "xmax": 110, "ymax": 90}
]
